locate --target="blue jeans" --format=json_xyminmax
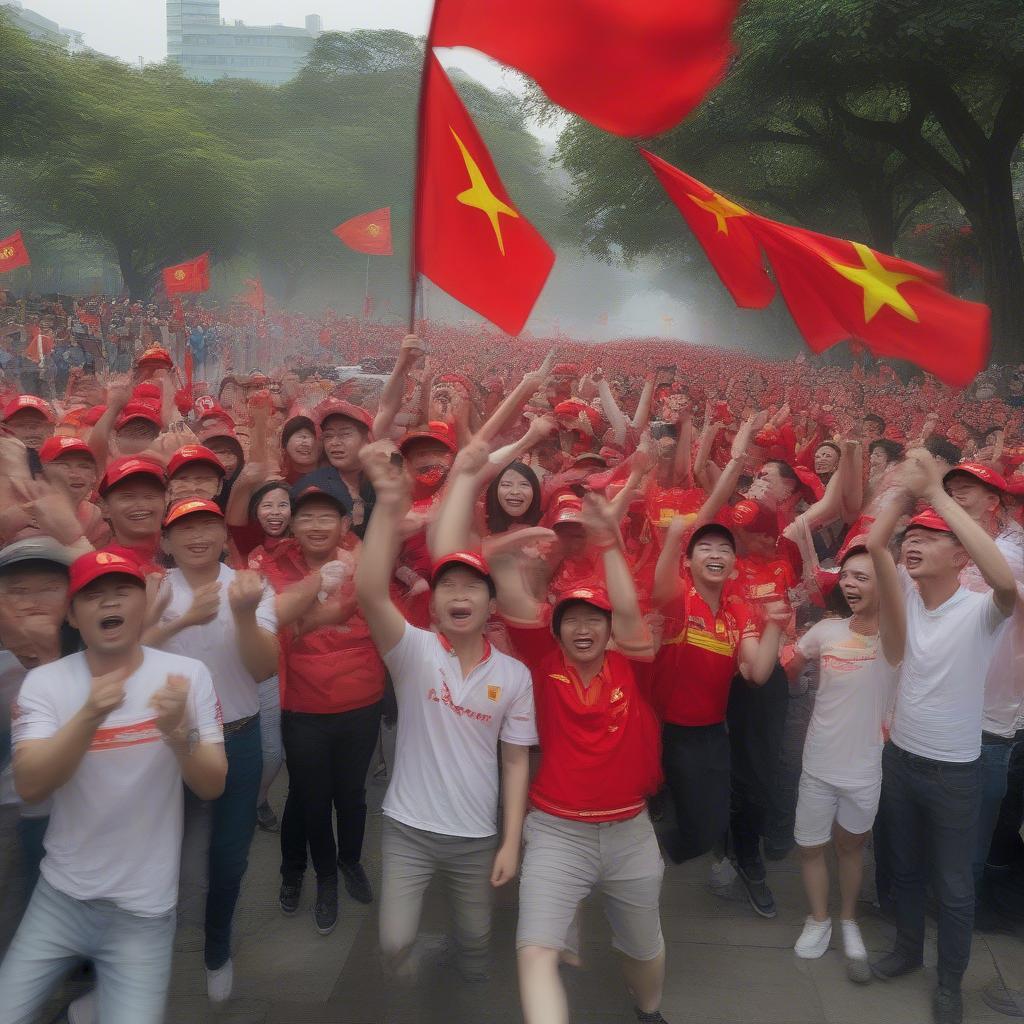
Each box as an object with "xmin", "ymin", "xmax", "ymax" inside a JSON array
[
  {"xmin": 0, "ymin": 877, "xmax": 175, "ymax": 1024},
  {"xmin": 974, "ymin": 736, "xmax": 1014, "ymax": 890},
  {"xmin": 881, "ymin": 743, "xmax": 980, "ymax": 988},
  {"xmin": 181, "ymin": 716, "xmax": 261, "ymax": 970}
]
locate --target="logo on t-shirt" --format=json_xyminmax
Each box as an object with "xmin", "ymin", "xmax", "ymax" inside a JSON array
[{"xmin": 486, "ymin": 684, "xmax": 501, "ymax": 702}]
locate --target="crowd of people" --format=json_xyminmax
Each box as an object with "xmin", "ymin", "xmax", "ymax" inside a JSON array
[{"xmin": 0, "ymin": 287, "xmax": 1022, "ymax": 1024}]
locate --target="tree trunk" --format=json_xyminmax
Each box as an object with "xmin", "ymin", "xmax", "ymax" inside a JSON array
[
  {"xmin": 114, "ymin": 243, "xmax": 150, "ymax": 300},
  {"xmin": 966, "ymin": 162, "xmax": 1024, "ymax": 365},
  {"xmin": 857, "ymin": 187, "xmax": 897, "ymax": 254}
]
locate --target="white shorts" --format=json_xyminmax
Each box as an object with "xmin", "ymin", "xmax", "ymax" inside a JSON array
[{"xmin": 793, "ymin": 771, "xmax": 881, "ymax": 847}]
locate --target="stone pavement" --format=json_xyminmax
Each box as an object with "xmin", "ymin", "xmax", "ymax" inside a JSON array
[{"xmin": 152, "ymin": 727, "xmax": 1024, "ymax": 1024}]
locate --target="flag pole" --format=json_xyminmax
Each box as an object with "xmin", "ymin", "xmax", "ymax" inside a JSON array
[{"xmin": 408, "ymin": 2, "xmax": 441, "ymax": 334}]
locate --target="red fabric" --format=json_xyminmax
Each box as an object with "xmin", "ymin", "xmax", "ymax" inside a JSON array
[
  {"xmin": 728, "ymin": 552, "xmax": 797, "ymax": 625},
  {"xmin": 23, "ymin": 326, "xmax": 53, "ymax": 364},
  {"xmin": 415, "ymin": 54, "xmax": 554, "ymax": 335},
  {"xmin": 506, "ymin": 623, "xmax": 662, "ymax": 822},
  {"xmin": 748, "ymin": 217, "xmax": 990, "ymax": 387},
  {"xmin": 333, "ymin": 208, "xmax": 393, "ymax": 256},
  {"xmin": 162, "ymin": 254, "xmax": 210, "ymax": 296},
  {"xmin": 238, "ymin": 278, "xmax": 266, "ymax": 315},
  {"xmin": 641, "ymin": 152, "xmax": 774, "ymax": 308},
  {"xmin": 101, "ymin": 538, "xmax": 163, "ymax": 578},
  {"xmin": 0, "ymin": 230, "xmax": 30, "ymax": 272},
  {"xmin": 431, "ymin": 0, "xmax": 739, "ymax": 137}
]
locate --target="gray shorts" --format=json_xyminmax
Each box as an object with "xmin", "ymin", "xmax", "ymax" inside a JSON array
[{"xmin": 516, "ymin": 808, "xmax": 665, "ymax": 961}]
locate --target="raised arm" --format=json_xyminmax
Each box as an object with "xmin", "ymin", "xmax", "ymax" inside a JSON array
[
  {"xmin": 865, "ymin": 498, "xmax": 906, "ymax": 666},
  {"xmin": 630, "ymin": 378, "xmax": 656, "ymax": 432},
  {"xmin": 670, "ymin": 405, "xmax": 694, "ymax": 487},
  {"xmin": 839, "ymin": 438, "xmax": 864, "ymax": 522},
  {"xmin": 596, "ymin": 372, "xmax": 628, "ymax": 443},
  {"xmin": 429, "ymin": 437, "xmax": 491, "ymax": 561},
  {"xmin": 475, "ymin": 349, "xmax": 556, "ymax": 445},
  {"xmin": 373, "ymin": 334, "xmax": 424, "ymax": 439},
  {"xmin": 225, "ymin": 460, "xmax": 271, "ymax": 527},
  {"xmin": 652, "ymin": 514, "xmax": 688, "ymax": 607}
]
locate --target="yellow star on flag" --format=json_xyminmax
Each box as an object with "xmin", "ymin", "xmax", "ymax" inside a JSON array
[
  {"xmin": 450, "ymin": 126, "xmax": 519, "ymax": 256},
  {"xmin": 827, "ymin": 242, "xmax": 923, "ymax": 323},
  {"xmin": 686, "ymin": 191, "xmax": 749, "ymax": 235},
  {"xmin": 366, "ymin": 223, "xmax": 380, "ymax": 237}
]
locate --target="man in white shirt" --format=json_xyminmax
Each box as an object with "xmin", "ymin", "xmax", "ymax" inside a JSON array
[
  {"xmin": 869, "ymin": 451, "xmax": 1018, "ymax": 1024},
  {"xmin": 143, "ymin": 498, "xmax": 278, "ymax": 1003},
  {"xmin": 355, "ymin": 441, "xmax": 537, "ymax": 986},
  {"xmin": 0, "ymin": 549, "xmax": 226, "ymax": 1024}
]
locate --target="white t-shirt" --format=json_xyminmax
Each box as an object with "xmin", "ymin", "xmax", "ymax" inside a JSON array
[
  {"xmin": 12, "ymin": 647, "xmax": 223, "ymax": 916},
  {"xmin": 158, "ymin": 565, "xmax": 277, "ymax": 723},
  {"xmin": 797, "ymin": 618, "xmax": 899, "ymax": 787},
  {"xmin": 890, "ymin": 567, "xmax": 1009, "ymax": 762},
  {"xmin": 381, "ymin": 624, "xmax": 538, "ymax": 838}
]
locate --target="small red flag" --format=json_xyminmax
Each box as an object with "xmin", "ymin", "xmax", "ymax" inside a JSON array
[
  {"xmin": 748, "ymin": 217, "xmax": 990, "ymax": 387},
  {"xmin": 333, "ymin": 208, "xmax": 393, "ymax": 256},
  {"xmin": 641, "ymin": 151, "xmax": 775, "ymax": 309},
  {"xmin": 431, "ymin": 0, "xmax": 739, "ymax": 137},
  {"xmin": 24, "ymin": 326, "xmax": 54, "ymax": 364},
  {"xmin": 162, "ymin": 253, "xmax": 210, "ymax": 295},
  {"xmin": 0, "ymin": 230, "xmax": 31, "ymax": 273},
  {"xmin": 77, "ymin": 311, "xmax": 101, "ymax": 335},
  {"xmin": 415, "ymin": 54, "xmax": 554, "ymax": 336}
]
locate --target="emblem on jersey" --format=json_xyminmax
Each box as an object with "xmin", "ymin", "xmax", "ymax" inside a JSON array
[
  {"xmin": 487, "ymin": 684, "xmax": 501, "ymax": 702},
  {"xmin": 610, "ymin": 687, "xmax": 623, "ymax": 703}
]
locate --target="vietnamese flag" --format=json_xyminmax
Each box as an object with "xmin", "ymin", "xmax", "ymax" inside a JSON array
[
  {"xmin": 641, "ymin": 150, "xmax": 774, "ymax": 309},
  {"xmin": 333, "ymin": 208, "xmax": 393, "ymax": 256},
  {"xmin": 430, "ymin": 0, "xmax": 739, "ymax": 137},
  {"xmin": 749, "ymin": 217, "xmax": 990, "ymax": 387},
  {"xmin": 415, "ymin": 54, "xmax": 554, "ymax": 336},
  {"xmin": 162, "ymin": 253, "xmax": 210, "ymax": 295},
  {"xmin": 0, "ymin": 230, "xmax": 30, "ymax": 273}
]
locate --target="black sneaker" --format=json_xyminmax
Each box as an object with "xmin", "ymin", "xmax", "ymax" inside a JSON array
[
  {"xmin": 279, "ymin": 875, "xmax": 302, "ymax": 916},
  {"xmin": 339, "ymin": 860, "xmax": 373, "ymax": 904},
  {"xmin": 933, "ymin": 986, "xmax": 963, "ymax": 1024},
  {"xmin": 314, "ymin": 876, "xmax": 338, "ymax": 935},
  {"xmin": 256, "ymin": 801, "xmax": 279, "ymax": 833},
  {"xmin": 636, "ymin": 1010, "xmax": 670, "ymax": 1023},
  {"xmin": 736, "ymin": 862, "xmax": 776, "ymax": 919},
  {"xmin": 870, "ymin": 950, "xmax": 924, "ymax": 981}
]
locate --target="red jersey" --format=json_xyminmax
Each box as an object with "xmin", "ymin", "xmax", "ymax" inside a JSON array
[
  {"xmin": 102, "ymin": 537, "xmax": 162, "ymax": 577},
  {"xmin": 728, "ymin": 552, "xmax": 797, "ymax": 627},
  {"xmin": 653, "ymin": 584, "xmax": 758, "ymax": 726},
  {"xmin": 506, "ymin": 623, "xmax": 662, "ymax": 823}
]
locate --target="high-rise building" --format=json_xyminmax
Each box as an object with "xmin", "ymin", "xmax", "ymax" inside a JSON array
[
  {"xmin": 167, "ymin": 1, "xmax": 323, "ymax": 85},
  {"xmin": 1, "ymin": 1, "xmax": 84, "ymax": 51}
]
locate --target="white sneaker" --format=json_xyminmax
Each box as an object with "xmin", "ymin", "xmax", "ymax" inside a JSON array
[
  {"xmin": 206, "ymin": 958, "xmax": 234, "ymax": 1003},
  {"xmin": 794, "ymin": 916, "xmax": 832, "ymax": 959},
  {"xmin": 840, "ymin": 919, "xmax": 871, "ymax": 983},
  {"xmin": 708, "ymin": 856, "xmax": 737, "ymax": 895},
  {"xmin": 67, "ymin": 991, "xmax": 97, "ymax": 1024}
]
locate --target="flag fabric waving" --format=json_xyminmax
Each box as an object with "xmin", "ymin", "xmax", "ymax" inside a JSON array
[
  {"xmin": 24, "ymin": 326, "xmax": 54, "ymax": 364},
  {"xmin": 641, "ymin": 150, "xmax": 775, "ymax": 309},
  {"xmin": 430, "ymin": 0, "xmax": 739, "ymax": 137},
  {"xmin": 162, "ymin": 253, "xmax": 210, "ymax": 296},
  {"xmin": 0, "ymin": 230, "xmax": 31, "ymax": 273},
  {"xmin": 414, "ymin": 53, "xmax": 554, "ymax": 336},
  {"xmin": 333, "ymin": 208, "xmax": 393, "ymax": 256},
  {"xmin": 748, "ymin": 217, "xmax": 990, "ymax": 387}
]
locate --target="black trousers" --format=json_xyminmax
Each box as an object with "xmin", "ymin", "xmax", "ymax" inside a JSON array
[
  {"xmin": 726, "ymin": 664, "xmax": 789, "ymax": 875},
  {"xmin": 280, "ymin": 702, "xmax": 382, "ymax": 881}
]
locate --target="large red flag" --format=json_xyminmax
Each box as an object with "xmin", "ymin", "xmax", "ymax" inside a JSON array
[
  {"xmin": 415, "ymin": 54, "xmax": 554, "ymax": 336},
  {"xmin": 162, "ymin": 253, "xmax": 210, "ymax": 295},
  {"xmin": 430, "ymin": 0, "xmax": 739, "ymax": 137},
  {"xmin": 0, "ymin": 230, "xmax": 30, "ymax": 273},
  {"xmin": 641, "ymin": 150, "xmax": 775, "ymax": 309},
  {"xmin": 749, "ymin": 217, "xmax": 990, "ymax": 386},
  {"xmin": 333, "ymin": 208, "xmax": 393, "ymax": 256}
]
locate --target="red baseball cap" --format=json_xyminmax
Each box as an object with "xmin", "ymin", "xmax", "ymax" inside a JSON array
[
  {"xmin": 136, "ymin": 345, "xmax": 173, "ymax": 368},
  {"xmin": 943, "ymin": 462, "xmax": 1007, "ymax": 494},
  {"xmin": 68, "ymin": 549, "xmax": 146, "ymax": 599},
  {"xmin": 167, "ymin": 444, "xmax": 225, "ymax": 479},
  {"xmin": 549, "ymin": 493, "xmax": 584, "ymax": 527},
  {"xmin": 162, "ymin": 497, "xmax": 224, "ymax": 529},
  {"xmin": 2, "ymin": 395, "xmax": 55, "ymax": 423},
  {"xmin": 196, "ymin": 404, "xmax": 235, "ymax": 428},
  {"xmin": 906, "ymin": 507, "xmax": 954, "ymax": 534},
  {"xmin": 729, "ymin": 499, "xmax": 778, "ymax": 536},
  {"xmin": 399, "ymin": 421, "xmax": 457, "ymax": 454},
  {"xmin": 39, "ymin": 436, "xmax": 94, "ymax": 464},
  {"xmin": 430, "ymin": 551, "xmax": 492, "ymax": 586},
  {"xmin": 315, "ymin": 398, "xmax": 373, "ymax": 432},
  {"xmin": 114, "ymin": 402, "xmax": 162, "ymax": 431},
  {"xmin": 553, "ymin": 585, "xmax": 613, "ymax": 616},
  {"xmin": 99, "ymin": 456, "xmax": 166, "ymax": 496}
]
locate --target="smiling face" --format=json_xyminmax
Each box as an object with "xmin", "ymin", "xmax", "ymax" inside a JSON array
[
  {"xmin": 429, "ymin": 565, "xmax": 494, "ymax": 637},
  {"xmin": 291, "ymin": 497, "xmax": 347, "ymax": 560},
  {"xmin": 686, "ymin": 535, "xmax": 736, "ymax": 591},
  {"xmin": 163, "ymin": 512, "xmax": 227, "ymax": 571},
  {"xmin": 556, "ymin": 600, "xmax": 611, "ymax": 670},
  {"xmin": 68, "ymin": 575, "xmax": 147, "ymax": 659},
  {"xmin": 6, "ymin": 409, "xmax": 53, "ymax": 450},
  {"xmin": 321, "ymin": 416, "xmax": 367, "ymax": 473},
  {"xmin": 43, "ymin": 453, "xmax": 98, "ymax": 503},
  {"xmin": 285, "ymin": 427, "xmax": 318, "ymax": 468},
  {"xmin": 944, "ymin": 473, "xmax": 1000, "ymax": 524},
  {"xmin": 103, "ymin": 477, "xmax": 166, "ymax": 542},
  {"xmin": 167, "ymin": 464, "xmax": 223, "ymax": 503},
  {"xmin": 496, "ymin": 467, "xmax": 535, "ymax": 519},
  {"xmin": 255, "ymin": 487, "xmax": 291, "ymax": 537},
  {"xmin": 838, "ymin": 552, "xmax": 878, "ymax": 617},
  {"xmin": 901, "ymin": 527, "xmax": 966, "ymax": 582},
  {"xmin": 814, "ymin": 444, "xmax": 840, "ymax": 477}
]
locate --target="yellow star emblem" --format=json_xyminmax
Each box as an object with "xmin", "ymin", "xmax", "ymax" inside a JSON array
[
  {"xmin": 450, "ymin": 126, "xmax": 519, "ymax": 256},
  {"xmin": 827, "ymin": 242, "xmax": 923, "ymax": 323},
  {"xmin": 174, "ymin": 269, "xmax": 186, "ymax": 281},
  {"xmin": 366, "ymin": 223, "xmax": 380, "ymax": 237},
  {"xmin": 686, "ymin": 191, "xmax": 749, "ymax": 235},
  {"xmin": 0, "ymin": 246, "xmax": 15, "ymax": 260}
]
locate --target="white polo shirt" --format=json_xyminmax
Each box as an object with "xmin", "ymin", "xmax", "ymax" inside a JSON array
[
  {"xmin": 158, "ymin": 564, "xmax": 277, "ymax": 723},
  {"xmin": 12, "ymin": 647, "xmax": 223, "ymax": 916},
  {"xmin": 381, "ymin": 623, "xmax": 538, "ymax": 838}
]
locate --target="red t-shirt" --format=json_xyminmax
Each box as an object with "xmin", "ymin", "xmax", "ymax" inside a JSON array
[
  {"xmin": 505, "ymin": 622, "xmax": 662, "ymax": 823},
  {"xmin": 728, "ymin": 552, "xmax": 797, "ymax": 627},
  {"xmin": 653, "ymin": 584, "xmax": 758, "ymax": 726},
  {"xmin": 102, "ymin": 537, "xmax": 162, "ymax": 577}
]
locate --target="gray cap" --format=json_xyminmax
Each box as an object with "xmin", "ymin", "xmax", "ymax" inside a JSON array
[{"xmin": 0, "ymin": 537, "xmax": 77, "ymax": 574}]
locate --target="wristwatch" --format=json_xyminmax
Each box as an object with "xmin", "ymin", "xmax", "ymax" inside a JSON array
[{"xmin": 167, "ymin": 726, "xmax": 200, "ymax": 755}]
